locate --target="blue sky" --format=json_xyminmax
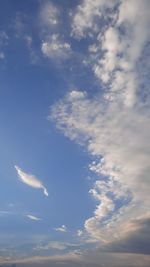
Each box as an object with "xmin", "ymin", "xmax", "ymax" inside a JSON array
[{"xmin": 0, "ymin": 1, "xmax": 150, "ymax": 266}]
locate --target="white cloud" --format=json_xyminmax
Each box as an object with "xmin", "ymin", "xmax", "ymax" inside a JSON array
[
  {"xmin": 15, "ymin": 165, "xmax": 48, "ymax": 197},
  {"xmin": 0, "ymin": 31, "xmax": 8, "ymax": 46},
  {"xmin": 77, "ymin": 230, "xmax": 83, "ymax": 237},
  {"xmin": 90, "ymin": 0, "xmax": 150, "ymax": 107},
  {"xmin": 27, "ymin": 215, "xmax": 42, "ymax": 221},
  {"xmin": 39, "ymin": 2, "xmax": 72, "ymax": 61},
  {"xmin": 54, "ymin": 224, "xmax": 67, "ymax": 233},
  {"xmin": 40, "ymin": 2, "xmax": 59, "ymax": 27},
  {"xmin": 71, "ymin": 0, "xmax": 117, "ymax": 38},
  {"xmin": 42, "ymin": 34, "xmax": 71, "ymax": 60},
  {"xmin": 46, "ymin": 0, "xmax": 150, "ymax": 257},
  {"xmin": 51, "ymin": 86, "xmax": 150, "ymax": 242}
]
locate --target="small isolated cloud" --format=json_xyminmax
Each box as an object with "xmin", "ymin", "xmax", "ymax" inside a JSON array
[
  {"xmin": 54, "ymin": 224, "xmax": 67, "ymax": 232},
  {"xmin": 27, "ymin": 215, "xmax": 42, "ymax": 221},
  {"xmin": 77, "ymin": 230, "xmax": 83, "ymax": 237},
  {"xmin": 41, "ymin": 34, "xmax": 71, "ymax": 60},
  {"xmin": 0, "ymin": 52, "xmax": 4, "ymax": 59},
  {"xmin": 15, "ymin": 165, "xmax": 48, "ymax": 197}
]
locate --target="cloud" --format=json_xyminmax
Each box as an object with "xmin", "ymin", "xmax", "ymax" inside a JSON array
[
  {"xmin": 15, "ymin": 165, "xmax": 48, "ymax": 197},
  {"xmin": 27, "ymin": 215, "xmax": 42, "ymax": 221},
  {"xmin": 1, "ymin": 250, "xmax": 150, "ymax": 267},
  {"xmin": 0, "ymin": 52, "xmax": 5, "ymax": 59},
  {"xmin": 0, "ymin": 210, "xmax": 13, "ymax": 217},
  {"xmin": 39, "ymin": 2, "xmax": 72, "ymax": 61},
  {"xmin": 77, "ymin": 230, "xmax": 83, "ymax": 237},
  {"xmin": 103, "ymin": 214, "xmax": 150, "ymax": 255},
  {"xmin": 71, "ymin": 0, "xmax": 117, "ymax": 39},
  {"xmin": 0, "ymin": 31, "xmax": 8, "ymax": 45},
  {"xmin": 1, "ymin": 252, "xmax": 82, "ymax": 266},
  {"xmin": 41, "ymin": 34, "xmax": 71, "ymax": 60},
  {"xmin": 54, "ymin": 225, "xmax": 67, "ymax": 233},
  {"xmin": 81, "ymin": 250, "xmax": 150, "ymax": 267},
  {"xmin": 35, "ymin": 241, "xmax": 68, "ymax": 251},
  {"xmin": 92, "ymin": 0, "xmax": 150, "ymax": 107},
  {"xmin": 40, "ymin": 1, "xmax": 59, "ymax": 28},
  {"xmin": 50, "ymin": 0, "xmax": 150, "ymax": 254}
]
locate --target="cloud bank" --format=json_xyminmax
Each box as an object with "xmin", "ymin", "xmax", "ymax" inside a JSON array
[{"xmin": 50, "ymin": 0, "xmax": 150, "ymax": 256}]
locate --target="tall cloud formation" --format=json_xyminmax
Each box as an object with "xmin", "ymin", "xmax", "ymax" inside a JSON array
[
  {"xmin": 50, "ymin": 0, "xmax": 150, "ymax": 256},
  {"xmin": 15, "ymin": 165, "xmax": 48, "ymax": 197}
]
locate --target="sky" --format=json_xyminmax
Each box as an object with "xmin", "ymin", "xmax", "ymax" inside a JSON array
[{"xmin": 0, "ymin": 0, "xmax": 150, "ymax": 266}]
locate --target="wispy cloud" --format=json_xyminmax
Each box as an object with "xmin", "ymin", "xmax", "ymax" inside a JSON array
[
  {"xmin": 0, "ymin": 52, "xmax": 4, "ymax": 59},
  {"xmin": 39, "ymin": 1, "xmax": 72, "ymax": 61},
  {"xmin": 0, "ymin": 210, "xmax": 13, "ymax": 217},
  {"xmin": 15, "ymin": 165, "xmax": 48, "ymax": 197},
  {"xmin": 27, "ymin": 215, "xmax": 42, "ymax": 221},
  {"xmin": 54, "ymin": 224, "xmax": 67, "ymax": 232},
  {"xmin": 35, "ymin": 241, "xmax": 67, "ymax": 251},
  {"xmin": 39, "ymin": 1, "xmax": 59, "ymax": 28}
]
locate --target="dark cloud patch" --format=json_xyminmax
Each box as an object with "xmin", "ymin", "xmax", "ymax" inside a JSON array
[{"xmin": 103, "ymin": 216, "xmax": 150, "ymax": 255}]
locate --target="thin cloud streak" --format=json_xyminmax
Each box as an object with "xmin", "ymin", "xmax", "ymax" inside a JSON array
[
  {"xmin": 54, "ymin": 225, "xmax": 67, "ymax": 232},
  {"xmin": 27, "ymin": 215, "xmax": 42, "ymax": 221}
]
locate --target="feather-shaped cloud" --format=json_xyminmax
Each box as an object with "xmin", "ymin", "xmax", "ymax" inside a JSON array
[{"xmin": 15, "ymin": 165, "xmax": 48, "ymax": 197}]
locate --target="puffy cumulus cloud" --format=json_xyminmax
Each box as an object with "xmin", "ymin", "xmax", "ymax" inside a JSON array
[
  {"xmin": 95, "ymin": 0, "xmax": 150, "ymax": 107},
  {"xmin": 41, "ymin": 34, "xmax": 71, "ymax": 60},
  {"xmin": 50, "ymin": 1, "xmax": 150, "ymax": 253},
  {"xmin": 54, "ymin": 225, "xmax": 67, "ymax": 233},
  {"xmin": 71, "ymin": 0, "xmax": 117, "ymax": 39},
  {"xmin": 27, "ymin": 215, "xmax": 42, "ymax": 221},
  {"xmin": 51, "ymin": 87, "xmax": 150, "ymax": 243},
  {"xmin": 15, "ymin": 165, "xmax": 48, "ymax": 197}
]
